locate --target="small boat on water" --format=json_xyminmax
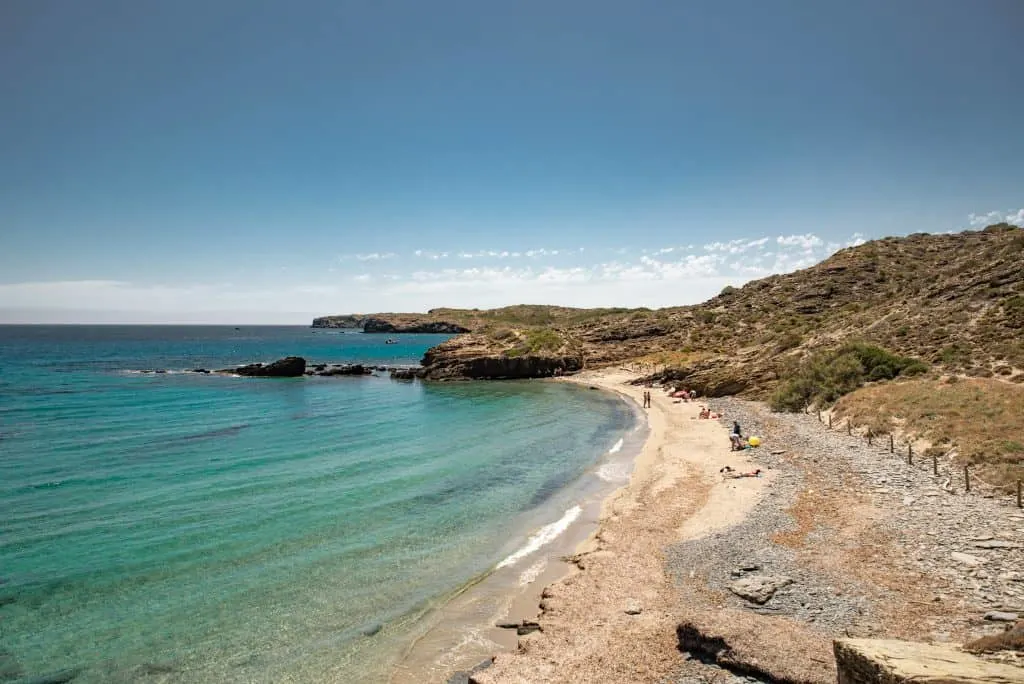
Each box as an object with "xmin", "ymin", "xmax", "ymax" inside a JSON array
[{"xmin": 385, "ymin": 338, "xmax": 398, "ymax": 345}]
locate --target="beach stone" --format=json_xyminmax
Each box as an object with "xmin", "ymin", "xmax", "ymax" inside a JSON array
[
  {"xmin": 624, "ymin": 599, "xmax": 643, "ymax": 615},
  {"xmin": 975, "ymin": 540, "xmax": 1020, "ymax": 550},
  {"xmin": 446, "ymin": 658, "xmax": 492, "ymax": 684},
  {"xmin": 951, "ymin": 552, "xmax": 985, "ymax": 567},
  {"xmin": 516, "ymin": 621, "xmax": 542, "ymax": 635},
  {"xmin": 728, "ymin": 575, "xmax": 793, "ymax": 604},
  {"xmin": 984, "ymin": 611, "xmax": 1020, "ymax": 622}
]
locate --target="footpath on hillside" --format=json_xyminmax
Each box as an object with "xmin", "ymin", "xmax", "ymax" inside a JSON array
[{"xmin": 465, "ymin": 373, "xmax": 1024, "ymax": 684}]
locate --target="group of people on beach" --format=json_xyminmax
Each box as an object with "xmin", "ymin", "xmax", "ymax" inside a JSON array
[{"xmin": 638, "ymin": 379, "xmax": 762, "ymax": 458}]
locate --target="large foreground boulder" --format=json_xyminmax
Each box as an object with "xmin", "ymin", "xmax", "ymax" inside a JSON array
[
  {"xmin": 231, "ymin": 356, "xmax": 306, "ymax": 377},
  {"xmin": 833, "ymin": 638, "xmax": 1024, "ymax": 683}
]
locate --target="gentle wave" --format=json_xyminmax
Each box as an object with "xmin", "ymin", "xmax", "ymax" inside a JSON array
[
  {"xmin": 518, "ymin": 557, "xmax": 548, "ymax": 586},
  {"xmin": 608, "ymin": 438, "xmax": 624, "ymax": 454},
  {"xmin": 596, "ymin": 461, "xmax": 631, "ymax": 482},
  {"xmin": 496, "ymin": 505, "xmax": 582, "ymax": 569}
]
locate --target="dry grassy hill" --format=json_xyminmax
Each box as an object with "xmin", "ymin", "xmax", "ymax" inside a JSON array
[{"xmin": 315, "ymin": 224, "xmax": 1024, "ymax": 387}]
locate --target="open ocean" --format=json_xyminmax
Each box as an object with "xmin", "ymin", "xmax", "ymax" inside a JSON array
[{"xmin": 0, "ymin": 326, "xmax": 637, "ymax": 683}]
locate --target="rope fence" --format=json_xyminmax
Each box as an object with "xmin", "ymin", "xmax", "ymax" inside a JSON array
[{"xmin": 813, "ymin": 409, "xmax": 1022, "ymax": 508}]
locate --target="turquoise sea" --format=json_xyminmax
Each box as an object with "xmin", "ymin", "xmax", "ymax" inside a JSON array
[{"xmin": 0, "ymin": 326, "xmax": 638, "ymax": 683}]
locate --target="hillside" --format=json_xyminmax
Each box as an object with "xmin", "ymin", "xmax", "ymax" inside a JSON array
[
  {"xmin": 315, "ymin": 223, "xmax": 1024, "ymax": 387},
  {"xmin": 314, "ymin": 224, "xmax": 1024, "ymax": 485}
]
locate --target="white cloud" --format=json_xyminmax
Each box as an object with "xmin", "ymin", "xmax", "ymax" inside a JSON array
[
  {"xmin": 2, "ymin": 231, "xmax": 874, "ymax": 322},
  {"xmin": 776, "ymin": 234, "xmax": 824, "ymax": 250},
  {"xmin": 968, "ymin": 209, "xmax": 1024, "ymax": 228}
]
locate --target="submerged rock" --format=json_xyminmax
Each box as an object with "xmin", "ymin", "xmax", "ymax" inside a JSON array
[{"xmin": 316, "ymin": 364, "xmax": 371, "ymax": 376}]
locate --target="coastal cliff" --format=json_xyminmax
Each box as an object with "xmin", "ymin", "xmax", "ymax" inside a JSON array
[
  {"xmin": 311, "ymin": 313, "xmax": 469, "ymax": 334},
  {"xmin": 419, "ymin": 333, "xmax": 582, "ymax": 379}
]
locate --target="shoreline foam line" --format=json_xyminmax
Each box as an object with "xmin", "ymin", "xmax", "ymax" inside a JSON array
[{"xmin": 496, "ymin": 505, "xmax": 583, "ymax": 569}]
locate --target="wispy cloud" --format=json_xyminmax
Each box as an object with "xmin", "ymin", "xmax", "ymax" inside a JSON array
[{"xmin": 3, "ymin": 231, "xmax": 875, "ymax": 321}]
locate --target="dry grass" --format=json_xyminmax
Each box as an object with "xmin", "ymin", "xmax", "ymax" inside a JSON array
[
  {"xmin": 965, "ymin": 621, "xmax": 1024, "ymax": 654},
  {"xmin": 833, "ymin": 377, "xmax": 1024, "ymax": 491}
]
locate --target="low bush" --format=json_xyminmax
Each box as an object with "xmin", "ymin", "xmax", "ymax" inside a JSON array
[{"xmin": 770, "ymin": 343, "xmax": 928, "ymax": 412}]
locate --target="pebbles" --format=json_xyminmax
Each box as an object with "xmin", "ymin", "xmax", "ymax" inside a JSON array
[{"xmin": 678, "ymin": 397, "xmax": 1024, "ymax": 641}]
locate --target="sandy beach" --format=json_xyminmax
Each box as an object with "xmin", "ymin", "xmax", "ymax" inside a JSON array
[
  {"xmin": 463, "ymin": 368, "xmax": 772, "ymax": 683},
  {"xmin": 449, "ymin": 369, "xmax": 1024, "ymax": 683}
]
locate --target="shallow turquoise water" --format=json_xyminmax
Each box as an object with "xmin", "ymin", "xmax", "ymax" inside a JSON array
[{"xmin": 0, "ymin": 326, "xmax": 635, "ymax": 682}]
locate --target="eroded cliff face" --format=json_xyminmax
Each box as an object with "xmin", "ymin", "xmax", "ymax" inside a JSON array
[
  {"xmin": 420, "ymin": 334, "xmax": 582, "ymax": 379},
  {"xmin": 361, "ymin": 317, "xmax": 469, "ymax": 334}
]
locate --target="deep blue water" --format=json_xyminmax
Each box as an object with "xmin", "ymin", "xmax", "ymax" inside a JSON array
[{"xmin": 0, "ymin": 326, "xmax": 634, "ymax": 683}]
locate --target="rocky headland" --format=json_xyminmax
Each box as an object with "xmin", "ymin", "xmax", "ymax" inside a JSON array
[{"xmin": 316, "ymin": 224, "xmax": 1024, "ymax": 390}]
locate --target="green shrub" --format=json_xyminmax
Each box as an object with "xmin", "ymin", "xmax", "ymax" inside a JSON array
[{"xmin": 769, "ymin": 343, "xmax": 928, "ymax": 412}]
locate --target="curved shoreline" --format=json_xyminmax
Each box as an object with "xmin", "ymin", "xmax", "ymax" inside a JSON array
[
  {"xmin": 470, "ymin": 368, "xmax": 771, "ymax": 683},
  {"xmin": 387, "ymin": 375, "xmax": 649, "ymax": 683}
]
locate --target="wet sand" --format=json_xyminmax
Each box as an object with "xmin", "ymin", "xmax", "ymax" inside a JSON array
[
  {"xmin": 389, "ymin": 371, "xmax": 649, "ymax": 683},
  {"xmin": 404, "ymin": 368, "xmax": 769, "ymax": 683}
]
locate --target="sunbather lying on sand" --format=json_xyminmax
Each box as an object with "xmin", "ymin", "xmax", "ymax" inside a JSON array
[{"xmin": 724, "ymin": 468, "xmax": 762, "ymax": 479}]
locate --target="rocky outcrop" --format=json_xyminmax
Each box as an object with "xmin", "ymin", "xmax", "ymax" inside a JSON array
[
  {"xmin": 833, "ymin": 638, "xmax": 1024, "ymax": 683},
  {"xmin": 728, "ymin": 575, "xmax": 793, "ymax": 604},
  {"xmin": 311, "ymin": 313, "xmax": 470, "ymax": 334},
  {"xmin": 361, "ymin": 317, "xmax": 469, "ymax": 334},
  {"xmin": 227, "ymin": 357, "xmax": 306, "ymax": 377},
  {"xmin": 423, "ymin": 354, "xmax": 582, "ymax": 380},
  {"xmin": 311, "ymin": 315, "xmax": 364, "ymax": 329},
  {"xmin": 312, "ymin": 364, "xmax": 372, "ymax": 376},
  {"xmin": 418, "ymin": 330, "xmax": 584, "ymax": 380}
]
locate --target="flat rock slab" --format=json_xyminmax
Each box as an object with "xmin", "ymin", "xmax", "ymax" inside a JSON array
[
  {"xmin": 984, "ymin": 611, "xmax": 1020, "ymax": 622},
  {"xmin": 974, "ymin": 540, "xmax": 1021, "ymax": 550},
  {"xmin": 729, "ymin": 575, "xmax": 793, "ymax": 604},
  {"xmin": 951, "ymin": 552, "xmax": 986, "ymax": 567},
  {"xmin": 834, "ymin": 638, "xmax": 1024, "ymax": 684}
]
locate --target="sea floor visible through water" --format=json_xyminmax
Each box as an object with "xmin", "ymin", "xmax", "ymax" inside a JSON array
[
  {"xmin": 392, "ymin": 405, "xmax": 649, "ymax": 684},
  {"xmin": 0, "ymin": 326, "xmax": 643, "ymax": 683}
]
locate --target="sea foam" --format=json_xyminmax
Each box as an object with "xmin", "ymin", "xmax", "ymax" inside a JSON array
[{"xmin": 496, "ymin": 505, "xmax": 582, "ymax": 569}]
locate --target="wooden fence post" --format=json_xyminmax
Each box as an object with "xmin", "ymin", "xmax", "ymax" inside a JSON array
[
  {"xmin": 1017, "ymin": 480, "xmax": 1021, "ymax": 509},
  {"xmin": 889, "ymin": 434, "xmax": 894, "ymax": 453},
  {"xmin": 828, "ymin": 414, "xmax": 832, "ymax": 429},
  {"xmin": 868, "ymin": 432, "xmax": 873, "ymax": 446},
  {"xmin": 907, "ymin": 443, "xmax": 913, "ymax": 466},
  {"xmin": 964, "ymin": 466, "xmax": 971, "ymax": 493},
  {"xmin": 818, "ymin": 409, "xmax": 822, "ymax": 423},
  {"xmin": 933, "ymin": 453, "xmax": 938, "ymax": 476},
  {"xmin": 847, "ymin": 421, "xmax": 852, "ymax": 436}
]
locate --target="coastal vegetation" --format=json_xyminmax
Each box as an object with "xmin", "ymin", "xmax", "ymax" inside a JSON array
[{"xmin": 769, "ymin": 343, "xmax": 928, "ymax": 412}]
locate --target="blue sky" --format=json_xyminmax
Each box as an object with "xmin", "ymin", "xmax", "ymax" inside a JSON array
[{"xmin": 1, "ymin": 0, "xmax": 1022, "ymax": 323}]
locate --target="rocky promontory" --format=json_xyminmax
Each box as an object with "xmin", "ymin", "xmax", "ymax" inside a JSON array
[
  {"xmin": 419, "ymin": 333, "xmax": 582, "ymax": 380},
  {"xmin": 311, "ymin": 313, "xmax": 469, "ymax": 334}
]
